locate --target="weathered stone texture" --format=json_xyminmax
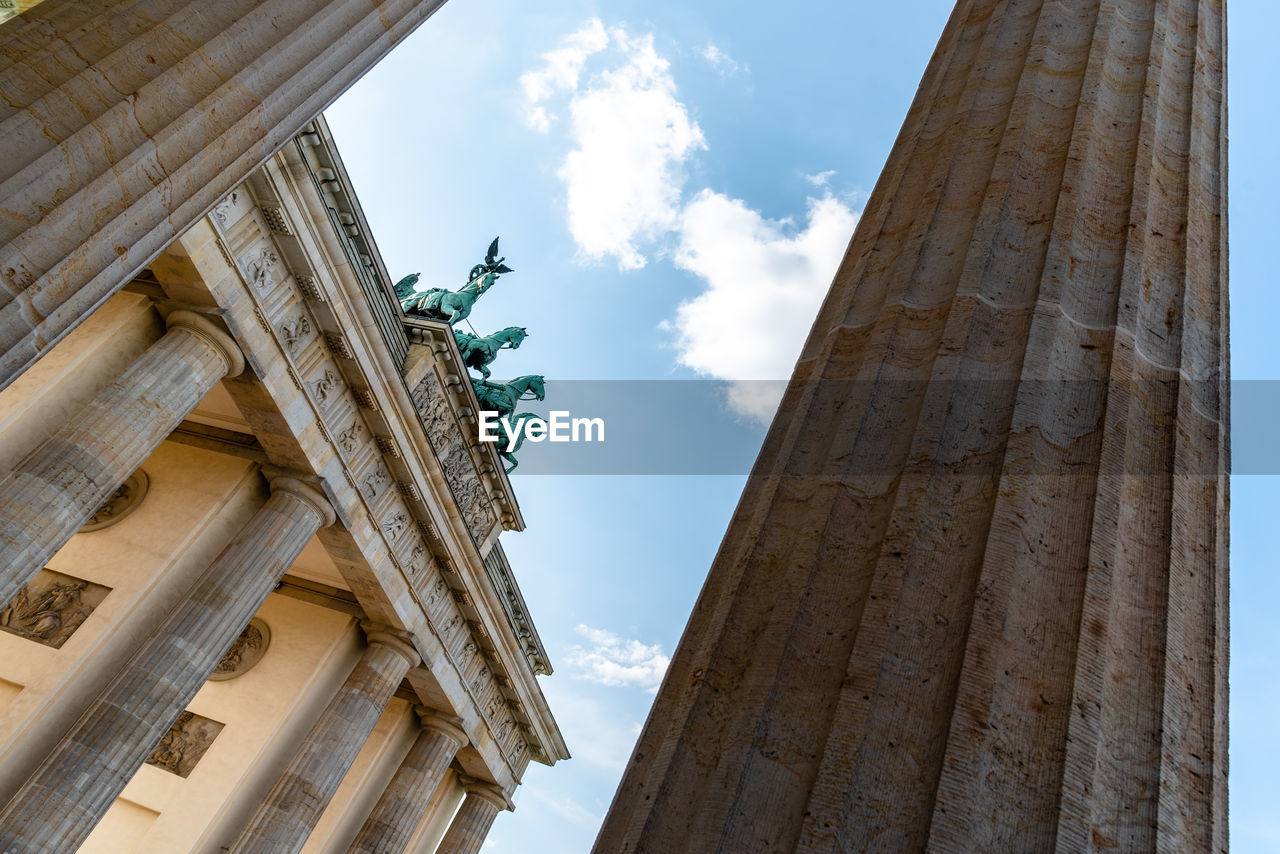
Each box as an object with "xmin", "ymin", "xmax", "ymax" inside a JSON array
[
  {"xmin": 0, "ymin": 478, "xmax": 333, "ymax": 852},
  {"xmin": 0, "ymin": 310, "xmax": 242, "ymax": 608},
  {"xmin": 435, "ymin": 781, "xmax": 508, "ymax": 854},
  {"xmin": 595, "ymin": 0, "xmax": 1227, "ymax": 852},
  {"xmin": 0, "ymin": 0, "xmax": 447, "ymax": 392},
  {"xmin": 229, "ymin": 626, "xmax": 420, "ymax": 854},
  {"xmin": 349, "ymin": 709, "xmax": 468, "ymax": 854}
]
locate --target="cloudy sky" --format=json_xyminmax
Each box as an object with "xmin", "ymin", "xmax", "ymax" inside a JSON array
[{"xmin": 327, "ymin": 2, "xmax": 1279, "ymax": 850}]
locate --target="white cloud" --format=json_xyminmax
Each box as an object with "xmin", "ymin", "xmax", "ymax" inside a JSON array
[
  {"xmin": 701, "ymin": 43, "xmax": 744, "ymax": 76},
  {"xmin": 556, "ymin": 28, "xmax": 706, "ymax": 270},
  {"xmin": 519, "ymin": 19, "xmax": 609, "ymax": 132},
  {"xmin": 805, "ymin": 169, "xmax": 836, "ymax": 187},
  {"xmin": 565, "ymin": 623, "xmax": 670, "ymax": 691},
  {"xmin": 668, "ymin": 189, "xmax": 858, "ymax": 421}
]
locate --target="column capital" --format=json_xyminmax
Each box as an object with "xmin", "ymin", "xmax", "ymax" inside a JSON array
[
  {"xmin": 415, "ymin": 707, "xmax": 468, "ymax": 749},
  {"xmin": 165, "ymin": 310, "xmax": 244, "ymax": 378},
  {"xmin": 360, "ymin": 621, "xmax": 421, "ymax": 669},
  {"xmin": 458, "ymin": 776, "xmax": 512, "ymax": 811},
  {"xmin": 267, "ymin": 476, "xmax": 336, "ymax": 529}
]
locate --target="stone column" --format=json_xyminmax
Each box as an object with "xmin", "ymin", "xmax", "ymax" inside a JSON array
[
  {"xmin": 230, "ymin": 624, "xmax": 421, "ymax": 854},
  {"xmin": 0, "ymin": 0, "xmax": 449, "ymax": 391},
  {"xmin": 348, "ymin": 708, "xmax": 468, "ymax": 854},
  {"xmin": 0, "ymin": 309, "xmax": 243, "ymax": 608},
  {"xmin": 597, "ymin": 1, "xmax": 1227, "ymax": 852},
  {"xmin": 0, "ymin": 476, "xmax": 333, "ymax": 853},
  {"xmin": 435, "ymin": 778, "xmax": 510, "ymax": 854}
]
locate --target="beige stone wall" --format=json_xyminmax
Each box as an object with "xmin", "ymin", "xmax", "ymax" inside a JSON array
[
  {"xmin": 0, "ymin": 292, "xmax": 162, "ymax": 475},
  {"xmin": 0, "ymin": 439, "xmax": 262, "ymax": 806}
]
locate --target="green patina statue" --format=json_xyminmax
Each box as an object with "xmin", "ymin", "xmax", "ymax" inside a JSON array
[
  {"xmin": 492, "ymin": 412, "xmax": 540, "ymax": 473},
  {"xmin": 454, "ymin": 326, "xmax": 528, "ymax": 379},
  {"xmin": 472, "ymin": 374, "xmax": 546, "ymax": 418},
  {"xmin": 396, "ymin": 237, "xmax": 513, "ymax": 326}
]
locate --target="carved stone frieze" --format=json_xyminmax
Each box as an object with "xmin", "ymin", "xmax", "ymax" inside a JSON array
[
  {"xmin": 338, "ymin": 421, "xmax": 364, "ymax": 453},
  {"xmin": 314, "ymin": 368, "xmax": 341, "ymax": 402},
  {"xmin": 208, "ymin": 618, "xmax": 271, "ymax": 681},
  {"xmin": 280, "ymin": 315, "xmax": 311, "ymax": 352},
  {"xmin": 410, "ymin": 371, "xmax": 497, "ymax": 543},
  {"xmin": 210, "ymin": 191, "xmax": 239, "ymax": 228},
  {"xmin": 242, "ymin": 247, "xmax": 279, "ymax": 290},
  {"xmin": 362, "ymin": 464, "xmax": 389, "ymax": 500},
  {"xmin": 80, "ymin": 469, "xmax": 149, "ymax": 532},
  {"xmin": 0, "ymin": 569, "xmax": 111, "ymax": 649},
  {"xmin": 382, "ymin": 512, "xmax": 409, "ymax": 539},
  {"xmin": 145, "ymin": 711, "xmax": 225, "ymax": 778}
]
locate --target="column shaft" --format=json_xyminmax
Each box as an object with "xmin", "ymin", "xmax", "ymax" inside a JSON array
[
  {"xmin": 595, "ymin": 0, "xmax": 1227, "ymax": 851},
  {"xmin": 0, "ymin": 310, "xmax": 242, "ymax": 607},
  {"xmin": 230, "ymin": 630, "xmax": 420, "ymax": 854},
  {"xmin": 0, "ymin": 0, "xmax": 447, "ymax": 391},
  {"xmin": 435, "ymin": 784, "xmax": 507, "ymax": 854},
  {"xmin": 0, "ymin": 478, "xmax": 333, "ymax": 853},
  {"xmin": 348, "ymin": 711, "xmax": 467, "ymax": 854}
]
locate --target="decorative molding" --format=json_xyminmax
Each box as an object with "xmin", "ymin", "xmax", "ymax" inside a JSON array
[
  {"xmin": 324, "ymin": 333, "xmax": 352, "ymax": 359},
  {"xmin": 295, "ymin": 275, "xmax": 323, "ymax": 302},
  {"xmin": 260, "ymin": 204, "xmax": 292, "ymax": 235},
  {"xmin": 376, "ymin": 436, "xmax": 400, "ymax": 457},
  {"xmin": 397, "ymin": 480, "xmax": 419, "ymax": 501},
  {"xmin": 80, "ymin": 469, "xmax": 149, "ymax": 532},
  {"xmin": 208, "ymin": 618, "xmax": 271, "ymax": 681},
  {"xmin": 145, "ymin": 711, "xmax": 224, "ymax": 778},
  {"xmin": 353, "ymin": 388, "xmax": 378, "ymax": 410},
  {"xmin": 0, "ymin": 569, "xmax": 111, "ymax": 649}
]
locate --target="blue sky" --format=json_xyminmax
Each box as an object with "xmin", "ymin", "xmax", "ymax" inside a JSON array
[{"xmin": 327, "ymin": 2, "xmax": 1278, "ymax": 850}]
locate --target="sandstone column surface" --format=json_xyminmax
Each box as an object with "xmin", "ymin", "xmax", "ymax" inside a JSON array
[
  {"xmin": 0, "ymin": 477, "xmax": 334, "ymax": 853},
  {"xmin": 0, "ymin": 309, "xmax": 243, "ymax": 607},
  {"xmin": 230, "ymin": 625, "xmax": 421, "ymax": 854},
  {"xmin": 595, "ymin": 0, "xmax": 1228, "ymax": 852},
  {"xmin": 435, "ymin": 779, "xmax": 509, "ymax": 854},
  {"xmin": 349, "ymin": 708, "xmax": 468, "ymax": 854},
  {"xmin": 0, "ymin": 0, "xmax": 447, "ymax": 391}
]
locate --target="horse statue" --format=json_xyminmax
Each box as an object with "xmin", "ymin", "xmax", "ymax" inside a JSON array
[
  {"xmin": 454, "ymin": 327, "xmax": 528, "ymax": 379},
  {"xmin": 493, "ymin": 412, "xmax": 540, "ymax": 473},
  {"xmin": 396, "ymin": 237, "xmax": 515, "ymax": 326},
  {"xmin": 472, "ymin": 375, "xmax": 546, "ymax": 419}
]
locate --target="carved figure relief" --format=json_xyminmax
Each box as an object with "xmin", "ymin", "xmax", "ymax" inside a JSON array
[
  {"xmin": 411, "ymin": 372, "xmax": 497, "ymax": 543},
  {"xmin": 208, "ymin": 618, "xmax": 271, "ymax": 681},
  {"xmin": 0, "ymin": 570, "xmax": 111, "ymax": 649},
  {"xmin": 382, "ymin": 512, "xmax": 409, "ymax": 539},
  {"xmin": 406, "ymin": 541, "xmax": 428, "ymax": 577},
  {"xmin": 338, "ymin": 421, "xmax": 363, "ymax": 453},
  {"xmin": 210, "ymin": 191, "xmax": 239, "ymax": 228},
  {"xmin": 145, "ymin": 711, "xmax": 225, "ymax": 778},
  {"xmin": 242, "ymin": 247, "xmax": 279, "ymax": 290},
  {"xmin": 80, "ymin": 469, "xmax": 149, "ymax": 532},
  {"xmin": 280, "ymin": 315, "xmax": 311, "ymax": 353},
  {"xmin": 363, "ymin": 464, "xmax": 389, "ymax": 500},
  {"xmin": 314, "ymin": 368, "xmax": 341, "ymax": 402}
]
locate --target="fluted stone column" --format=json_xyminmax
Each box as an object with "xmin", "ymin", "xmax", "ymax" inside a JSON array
[
  {"xmin": 349, "ymin": 708, "xmax": 468, "ymax": 854},
  {"xmin": 0, "ymin": 0, "xmax": 449, "ymax": 391},
  {"xmin": 0, "ymin": 476, "xmax": 333, "ymax": 853},
  {"xmin": 0, "ymin": 309, "xmax": 243, "ymax": 607},
  {"xmin": 231, "ymin": 624, "xmax": 421, "ymax": 854},
  {"xmin": 597, "ymin": 1, "xmax": 1228, "ymax": 852},
  {"xmin": 435, "ymin": 778, "xmax": 510, "ymax": 854}
]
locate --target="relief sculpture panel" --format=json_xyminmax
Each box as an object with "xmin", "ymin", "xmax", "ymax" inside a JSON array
[
  {"xmin": 145, "ymin": 711, "xmax": 225, "ymax": 778},
  {"xmin": 411, "ymin": 371, "xmax": 496, "ymax": 543},
  {"xmin": 0, "ymin": 569, "xmax": 111, "ymax": 649}
]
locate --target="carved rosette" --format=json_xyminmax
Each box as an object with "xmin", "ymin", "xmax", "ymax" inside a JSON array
[
  {"xmin": 208, "ymin": 618, "xmax": 271, "ymax": 681},
  {"xmin": 80, "ymin": 469, "xmax": 149, "ymax": 532}
]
